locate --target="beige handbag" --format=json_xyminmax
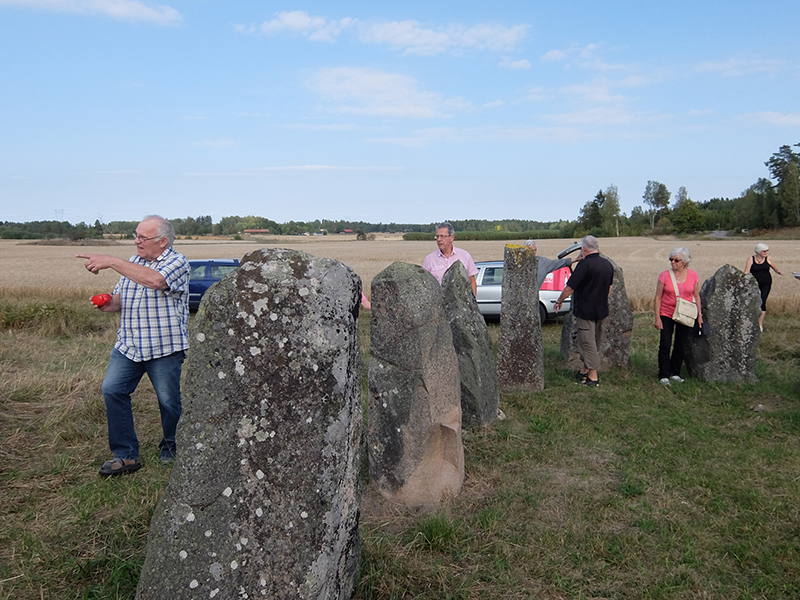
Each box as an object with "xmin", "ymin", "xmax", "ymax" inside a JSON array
[{"xmin": 669, "ymin": 270, "xmax": 697, "ymax": 327}]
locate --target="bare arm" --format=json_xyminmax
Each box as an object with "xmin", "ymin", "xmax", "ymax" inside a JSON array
[
  {"xmin": 469, "ymin": 275, "xmax": 477, "ymax": 296},
  {"xmin": 553, "ymin": 285, "xmax": 574, "ymax": 313},
  {"xmin": 76, "ymin": 254, "xmax": 168, "ymax": 290},
  {"xmin": 767, "ymin": 257, "xmax": 783, "ymax": 275},
  {"xmin": 654, "ymin": 280, "xmax": 665, "ymax": 330},
  {"xmin": 693, "ymin": 280, "xmax": 703, "ymax": 326},
  {"xmin": 744, "ymin": 256, "xmax": 753, "ymax": 274},
  {"xmin": 97, "ymin": 294, "xmax": 122, "ymax": 313}
]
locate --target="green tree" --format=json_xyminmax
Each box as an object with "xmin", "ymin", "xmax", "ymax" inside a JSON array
[
  {"xmin": 671, "ymin": 190, "xmax": 706, "ymax": 234},
  {"xmin": 578, "ymin": 191, "xmax": 603, "ymax": 230},
  {"xmin": 643, "ymin": 180, "xmax": 670, "ymax": 228},
  {"xmin": 600, "ymin": 184, "xmax": 621, "ymax": 235},
  {"xmin": 781, "ymin": 161, "xmax": 800, "ymax": 225},
  {"xmin": 765, "ymin": 143, "xmax": 800, "ymax": 225}
]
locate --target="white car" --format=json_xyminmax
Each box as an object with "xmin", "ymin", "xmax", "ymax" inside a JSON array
[{"xmin": 475, "ymin": 243, "xmax": 581, "ymax": 322}]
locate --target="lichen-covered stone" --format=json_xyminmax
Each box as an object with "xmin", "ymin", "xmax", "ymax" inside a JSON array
[
  {"xmin": 441, "ymin": 261, "xmax": 499, "ymax": 429},
  {"xmin": 560, "ymin": 256, "xmax": 633, "ymax": 370},
  {"xmin": 497, "ymin": 244, "xmax": 544, "ymax": 392},
  {"xmin": 136, "ymin": 248, "xmax": 363, "ymax": 600},
  {"xmin": 368, "ymin": 262, "xmax": 464, "ymax": 508},
  {"xmin": 685, "ymin": 264, "xmax": 761, "ymax": 383}
]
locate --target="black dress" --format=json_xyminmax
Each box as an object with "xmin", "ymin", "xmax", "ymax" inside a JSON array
[{"xmin": 750, "ymin": 256, "xmax": 771, "ymax": 311}]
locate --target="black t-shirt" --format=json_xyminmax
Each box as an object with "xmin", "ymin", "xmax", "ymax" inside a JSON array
[{"xmin": 568, "ymin": 253, "xmax": 614, "ymax": 321}]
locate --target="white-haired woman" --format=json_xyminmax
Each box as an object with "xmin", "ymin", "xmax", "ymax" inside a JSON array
[
  {"xmin": 744, "ymin": 243, "xmax": 782, "ymax": 331},
  {"xmin": 654, "ymin": 247, "xmax": 702, "ymax": 385}
]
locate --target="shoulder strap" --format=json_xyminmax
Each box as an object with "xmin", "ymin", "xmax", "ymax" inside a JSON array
[{"xmin": 668, "ymin": 269, "xmax": 681, "ymax": 298}]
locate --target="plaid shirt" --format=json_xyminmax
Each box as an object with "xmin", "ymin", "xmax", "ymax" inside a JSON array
[{"xmin": 113, "ymin": 247, "xmax": 190, "ymax": 362}]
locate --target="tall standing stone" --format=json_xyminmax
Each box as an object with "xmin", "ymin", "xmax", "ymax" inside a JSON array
[
  {"xmin": 560, "ymin": 256, "xmax": 633, "ymax": 370},
  {"xmin": 368, "ymin": 262, "xmax": 464, "ymax": 508},
  {"xmin": 685, "ymin": 264, "xmax": 761, "ymax": 382},
  {"xmin": 497, "ymin": 244, "xmax": 544, "ymax": 392},
  {"xmin": 441, "ymin": 261, "xmax": 499, "ymax": 429},
  {"xmin": 136, "ymin": 248, "xmax": 363, "ymax": 600}
]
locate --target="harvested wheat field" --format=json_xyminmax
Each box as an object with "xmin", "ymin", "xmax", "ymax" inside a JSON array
[{"xmin": 2, "ymin": 235, "xmax": 799, "ymax": 312}]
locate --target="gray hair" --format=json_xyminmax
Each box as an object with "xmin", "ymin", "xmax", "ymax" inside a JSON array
[
  {"xmin": 581, "ymin": 235, "xmax": 599, "ymax": 252},
  {"xmin": 669, "ymin": 246, "xmax": 692, "ymax": 265},
  {"xmin": 435, "ymin": 222, "xmax": 455, "ymax": 236},
  {"xmin": 524, "ymin": 239, "xmax": 536, "ymax": 247},
  {"xmin": 754, "ymin": 243, "xmax": 769, "ymax": 254},
  {"xmin": 142, "ymin": 215, "xmax": 175, "ymax": 246}
]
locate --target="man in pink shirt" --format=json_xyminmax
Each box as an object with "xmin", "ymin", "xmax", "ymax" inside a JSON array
[{"xmin": 422, "ymin": 222, "xmax": 478, "ymax": 295}]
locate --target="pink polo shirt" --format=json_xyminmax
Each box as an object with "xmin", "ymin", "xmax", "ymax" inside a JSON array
[{"xmin": 422, "ymin": 246, "xmax": 478, "ymax": 284}]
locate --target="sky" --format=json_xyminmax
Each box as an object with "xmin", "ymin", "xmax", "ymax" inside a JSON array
[{"xmin": 1, "ymin": 0, "xmax": 798, "ymax": 227}]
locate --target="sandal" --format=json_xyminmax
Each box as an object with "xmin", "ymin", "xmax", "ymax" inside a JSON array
[
  {"xmin": 581, "ymin": 377, "xmax": 599, "ymax": 387},
  {"xmin": 99, "ymin": 457, "xmax": 141, "ymax": 477}
]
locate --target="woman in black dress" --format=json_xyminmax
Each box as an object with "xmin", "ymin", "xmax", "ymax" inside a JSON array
[{"xmin": 744, "ymin": 243, "xmax": 783, "ymax": 331}]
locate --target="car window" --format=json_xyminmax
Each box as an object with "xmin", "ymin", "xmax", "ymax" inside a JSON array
[
  {"xmin": 481, "ymin": 267, "xmax": 503, "ymax": 285},
  {"xmin": 211, "ymin": 265, "xmax": 238, "ymax": 278},
  {"xmin": 190, "ymin": 265, "xmax": 207, "ymax": 280}
]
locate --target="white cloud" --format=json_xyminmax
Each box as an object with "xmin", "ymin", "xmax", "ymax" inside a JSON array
[
  {"xmin": 562, "ymin": 80, "xmax": 625, "ymax": 104},
  {"xmin": 0, "ymin": 0, "xmax": 182, "ymax": 25},
  {"xmin": 696, "ymin": 58, "xmax": 784, "ymax": 77},
  {"xmin": 500, "ymin": 58, "xmax": 531, "ymax": 70},
  {"xmin": 257, "ymin": 10, "xmax": 353, "ymax": 42},
  {"xmin": 240, "ymin": 11, "xmax": 528, "ymax": 56},
  {"xmin": 541, "ymin": 43, "xmax": 625, "ymax": 71},
  {"xmin": 308, "ymin": 67, "xmax": 472, "ymax": 119},
  {"xmin": 359, "ymin": 20, "xmax": 528, "ymax": 55},
  {"xmin": 739, "ymin": 112, "xmax": 800, "ymax": 126}
]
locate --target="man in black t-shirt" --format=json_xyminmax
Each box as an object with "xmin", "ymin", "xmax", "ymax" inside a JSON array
[{"xmin": 553, "ymin": 235, "xmax": 614, "ymax": 386}]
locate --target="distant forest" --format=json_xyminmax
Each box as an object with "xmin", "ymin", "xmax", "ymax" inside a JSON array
[{"xmin": 2, "ymin": 143, "xmax": 797, "ymax": 241}]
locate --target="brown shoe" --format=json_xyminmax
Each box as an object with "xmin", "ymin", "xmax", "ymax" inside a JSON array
[{"xmin": 99, "ymin": 457, "xmax": 141, "ymax": 476}]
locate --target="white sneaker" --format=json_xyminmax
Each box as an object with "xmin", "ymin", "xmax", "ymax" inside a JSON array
[
  {"xmin": 671, "ymin": 375, "xmax": 685, "ymax": 383},
  {"xmin": 659, "ymin": 378, "xmax": 670, "ymax": 386}
]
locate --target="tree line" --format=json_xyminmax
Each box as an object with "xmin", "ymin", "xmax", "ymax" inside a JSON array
[
  {"xmin": 568, "ymin": 143, "xmax": 800, "ymax": 237},
  {"xmin": 3, "ymin": 143, "xmax": 797, "ymax": 240}
]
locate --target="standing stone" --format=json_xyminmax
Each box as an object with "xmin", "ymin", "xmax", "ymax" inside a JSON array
[
  {"xmin": 136, "ymin": 248, "xmax": 363, "ymax": 600},
  {"xmin": 685, "ymin": 264, "xmax": 761, "ymax": 382},
  {"xmin": 560, "ymin": 256, "xmax": 633, "ymax": 370},
  {"xmin": 497, "ymin": 244, "xmax": 544, "ymax": 392},
  {"xmin": 368, "ymin": 262, "xmax": 464, "ymax": 508},
  {"xmin": 441, "ymin": 261, "xmax": 499, "ymax": 429}
]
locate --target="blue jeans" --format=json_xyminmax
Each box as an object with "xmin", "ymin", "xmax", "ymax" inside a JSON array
[{"xmin": 101, "ymin": 348, "xmax": 185, "ymax": 460}]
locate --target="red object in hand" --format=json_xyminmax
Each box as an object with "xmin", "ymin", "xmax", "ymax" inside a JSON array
[{"xmin": 91, "ymin": 293, "xmax": 112, "ymax": 307}]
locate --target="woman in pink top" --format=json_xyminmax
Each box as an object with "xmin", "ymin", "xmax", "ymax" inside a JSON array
[{"xmin": 653, "ymin": 247, "xmax": 703, "ymax": 385}]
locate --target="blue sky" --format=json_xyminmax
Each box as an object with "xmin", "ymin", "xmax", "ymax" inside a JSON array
[{"xmin": 1, "ymin": 0, "xmax": 798, "ymax": 226}]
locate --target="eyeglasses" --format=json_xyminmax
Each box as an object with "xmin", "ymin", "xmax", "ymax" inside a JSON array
[
  {"xmin": 669, "ymin": 258, "xmax": 682, "ymax": 263},
  {"xmin": 435, "ymin": 234, "xmax": 453, "ymax": 240},
  {"xmin": 133, "ymin": 233, "xmax": 159, "ymax": 242}
]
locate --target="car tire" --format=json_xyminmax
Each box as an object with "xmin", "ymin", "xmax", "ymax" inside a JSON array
[{"xmin": 539, "ymin": 303, "xmax": 547, "ymax": 325}]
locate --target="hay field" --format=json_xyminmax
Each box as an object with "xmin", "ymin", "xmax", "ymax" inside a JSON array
[{"xmin": 2, "ymin": 236, "xmax": 799, "ymax": 312}]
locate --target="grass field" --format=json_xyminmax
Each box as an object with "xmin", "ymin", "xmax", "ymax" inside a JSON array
[{"xmin": 1, "ymin": 237, "xmax": 800, "ymax": 599}]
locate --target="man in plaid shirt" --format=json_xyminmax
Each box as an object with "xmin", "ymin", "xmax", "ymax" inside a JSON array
[{"xmin": 78, "ymin": 215, "xmax": 190, "ymax": 476}]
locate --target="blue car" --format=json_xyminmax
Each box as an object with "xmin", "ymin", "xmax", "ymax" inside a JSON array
[{"xmin": 188, "ymin": 259, "xmax": 240, "ymax": 311}]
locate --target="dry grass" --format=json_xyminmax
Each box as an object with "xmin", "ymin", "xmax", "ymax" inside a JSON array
[{"xmin": 4, "ymin": 236, "xmax": 799, "ymax": 314}]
